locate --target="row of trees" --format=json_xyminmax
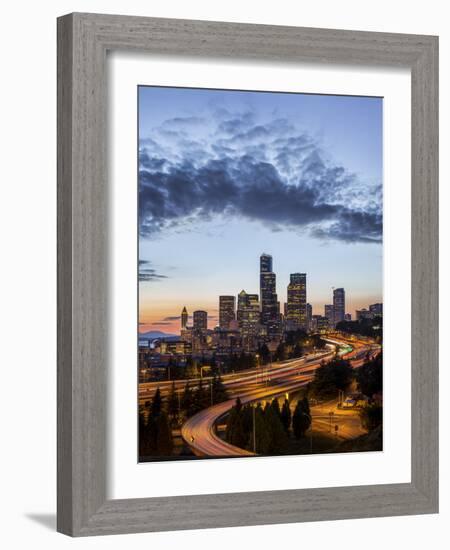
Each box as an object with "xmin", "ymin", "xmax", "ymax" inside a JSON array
[
  {"xmin": 257, "ymin": 334, "xmax": 326, "ymax": 366},
  {"xmin": 336, "ymin": 316, "xmax": 383, "ymax": 340},
  {"xmin": 139, "ymin": 373, "xmax": 229, "ymax": 458},
  {"xmin": 307, "ymin": 358, "xmax": 354, "ymax": 399},
  {"xmin": 139, "ymin": 388, "xmax": 173, "ymax": 457},
  {"xmin": 306, "ymin": 353, "xmax": 383, "ymax": 433},
  {"xmin": 225, "ymin": 396, "xmax": 312, "ymax": 455},
  {"xmin": 356, "ymin": 352, "xmax": 383, "ymax": 397}
]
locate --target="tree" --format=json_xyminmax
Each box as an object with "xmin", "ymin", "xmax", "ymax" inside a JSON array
[
  {"xmin": 235, "ymin": 396, "xmax": 242, "ymax": 413},
  {"xmin": 258, "ymin": 343, "xmax": 270, "ymax": 365},
  {"xmin": 225, "ymin": 399, "xmax": 247, "ymax": 449},
  {"xmin": 139, "ymin": 411, "xmax": 158, "ymax": 456},
  {"xmin": 274, "ymin": 343, "xmax": 286, "ymax": 362},
  {"xmin": 292, "ymin": 398, "xmax": 311, "ymax": 438},
  {"xmin": 167, "ymin": 381, "xmax": 179, "ymax": 424},
  {"xmin": 155, "ymin": 412, "xmax": 173, "ymax": 456},
  {"xmin": 229, "ymin": 409, "xmax": 247, "ymax": 449},
  {"xmin": 291, "ymin": 343, "xmax": 304, "ymax": 359},
  {"xmin": 181, "ymin": 382, "xmax": 194, "ymax": 417},
  {"xmin": 270, "ymin": 398, "xmax": 281, "ymax": 419},
  {"xmin": 253, "ymin": 404, "xmax": 271, "ymax": 455},
  {"xmin": 357, "ymin": 353, "xmax": 383, "ymax": 397},
  {"xmin": 211, "ymin": 372, "xmax": 228, "ymax": 404},
  {"xmin": 280, "ymin": 399, "xmax": 292, "ymax": 432},
  {"xmin": 195, "ymin": 378, "xmax": 210, "ymax": 410},
  {"xmin": 151, "ymin": 388, "xmax": 162, "ymax": 417},
  {"xmin": 308, "ymin": 359, "xmax": 354, "ymax": 399},
  {"xmin": 359, "ymin": 403, "xmax": 382, "ymax": 431},
  {"xmin": 264, "ymin": 405, "xmax": 289, "ymax": 453}
]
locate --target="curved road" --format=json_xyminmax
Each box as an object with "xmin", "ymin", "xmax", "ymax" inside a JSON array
[{"xmin": 181, "ymin": 337, "xmax": 375, "ymax": 457}]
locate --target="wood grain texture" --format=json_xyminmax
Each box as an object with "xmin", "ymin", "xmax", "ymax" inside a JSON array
[{"xmin": 57, "ymin": 12, "xmax": 439, "ymax": 536}]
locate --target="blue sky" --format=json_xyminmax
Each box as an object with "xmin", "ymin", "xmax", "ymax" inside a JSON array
[{"xmin": 138, "ymin": 86, "xmax": 382, "ymax": 333}]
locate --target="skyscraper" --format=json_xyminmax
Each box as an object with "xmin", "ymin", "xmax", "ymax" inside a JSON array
[
  {"xmin": 219, "ymin": 295, "xmax": 235, "ymax": 329},
  {"xmin": 193, "ymin": 310, "xmax": 207, "ymax": 331},
  {"xmin": 237, "ymin": 290, "xmax": 260, "ymax": 350},
  {"xmin": 260, "ymin": 253, "xmax": 273, "ymax": 273},
  {"xmin": 181, "ymin": 306, "xmax": 188, "ymax": 329},
  {"xmin": 286, "ymin": 273, "xmax": 307, "ymax": 330},
  {"xmin": 306, "ymin": 303, "xmax": 313, "ymax": 330},
  {"xmin": 260, "ymin": 254, "xmax": 280, "ymax": 338},
  {"xmin": 369, "ymin": 303, "xmax": 383, "ymax": 316},
  {"xmin": 333, "ymin": 288, "xmax": 345, "ymax": 326},
  {"xmin": 324, "ymin": 304, "xmax": 334, "ymax": 327}
]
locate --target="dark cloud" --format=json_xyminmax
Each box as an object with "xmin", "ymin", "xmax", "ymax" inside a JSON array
[
  {"xmin": 139, "ymin": 111, "xmax": 382, "ymax": 244},
  {"xmin": 139, "ymin": 260, "xmax": 168, "ymax": 282}
]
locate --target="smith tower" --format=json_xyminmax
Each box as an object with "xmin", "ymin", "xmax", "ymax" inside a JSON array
[
  {"xmin": 259, "ymin": 253, "xmax": 280, "ymax": 338},
  {"xmin": 181, "ymin": 306, "xmax": 188, "ymax": 329}
]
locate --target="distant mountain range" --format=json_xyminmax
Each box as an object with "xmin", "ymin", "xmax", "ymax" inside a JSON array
[{"xmin": 139, "ymin": 330, "xmax": 177, "ymax": 340}]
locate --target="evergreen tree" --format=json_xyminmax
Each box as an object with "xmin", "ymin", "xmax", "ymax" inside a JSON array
[
  {"xmin": 211, "ymin": 372, "xmax": 228, "ymax": 403},
  {"xmin": 357, "ymin": 353, "xmax": 383, "ymax": 397},
  {"xmin": 192, "ymin": 378, "xmax": 208, "ymax": 413},
  {"xmin": 254, "ymin": 404, "xmax": 271, "ymax": 455},
  {"xmin": 229, "ymin": 409, "xmax": 246, "ymax": 449},
  {"xmin": 271, "ymin": 398, "xmax": 281, "ymax": 419},
  {"xmin": 139, "ymin": 411, "xmax": 158, "ymax": 456},
  {"xmin": 258, "ymin": 343, "xmax": 270, "ymax": 365},
  {"xmin": 139, "ymin": 411, "xmax": 149, "ymax": 457},
  {"xmin": 151, "ymin": 387, "xmax": 162, "ymax": 417},
  {"xmin": 292, "ymin": 398, "xmax": 311, "ymax": 438},
  {"xmin": 241, "ymin": 404, "xmax": 253, "ymax": 438},
  {"xmin": 181, "ymin": 382, "xmax": 193, "ymax": 417},
  {"xmin": 155, "ymin": 412, "xmax": 173, "ymax": 456},
  {"xmin": 167, "ymin": 381, "xmax": 179, "ymax": 423},
  {"xmin": 359, "ymin": 403, "xmax": 382, "ymax": 431},
  {"xmin": 235, "ymin": 396, "xmax": 242, "ymax": 413},
  {"xmin": 265, "ymin": 405, "xmax": 289, "ymax": 453},
  {"xmin": 280, "ymin": 398, "xmax": 292, "ymax": 432},
  {"xmin": 308, "ymin": 359, "xmax": 353, "ymax": 399}
]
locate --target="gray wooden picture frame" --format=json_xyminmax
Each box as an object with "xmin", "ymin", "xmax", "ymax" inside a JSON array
[{"xmin": 57, "ymin": 12, "xmax": 439, "ymax": 537}]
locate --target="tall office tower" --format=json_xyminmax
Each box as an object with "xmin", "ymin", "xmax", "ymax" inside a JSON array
[
  {"xmin": 286, "ymin": 273, "xmax": 307, "ymax": 330},
  {"xmin": 369, "ymin": 303, "xmax": 383, "ymax": 316},
  {"xmin": 181, "ymin": 306, "xmax": 188, "ymax": 329},
  {"xmin": 193, "ymin": 310, "xmax": 207, "ymax": 332},
  {"xmin": 324, "ymin": 304, "xmax": 334, "ymax": 327},
  {"xmin": 333, "ymin": 288, "xmax": 345, "ymax": 326},
  {"xmin": 237, "ymin": 290, "xmax": 248, "ymax": 326},
  {"xmin": 306, "ymin": 303, "xmax": 313, "ymax": 329},
  {"xmin": 260, "ymin": 253, "xmax": 273, "ymax": 273},
  {"xmin": 236, "ymin": 290, "xmax": 260, "ymax": 350},
  {"xmin": 219, "ymin": 295, "xmax": 235, "ymax": 329},
  {"xmin": 260, "ymin": 253, "xmax": 279, "ymax": 331}
]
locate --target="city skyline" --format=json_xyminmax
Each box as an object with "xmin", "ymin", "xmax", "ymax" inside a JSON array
[
  {"xmin": 140, "ymin": 252, "xmax": 382, "ymax": 337},
  {"xmin": 139, "ymin": 86, "xmax": 382, "ymax": 334}
]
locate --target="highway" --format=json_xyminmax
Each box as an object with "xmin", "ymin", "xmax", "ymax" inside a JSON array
[
  {"xmin": 139, "ymin": 350, "xmax": 334, "ymax": 404},
  {"xmin": 180, "ymin": 336, "xmax": 375, "ymax": 457}
]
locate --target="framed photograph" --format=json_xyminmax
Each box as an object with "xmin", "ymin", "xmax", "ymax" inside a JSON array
[{"xmin": 57, "ymin": 13, "xmax": 438, "ymax": 536}]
